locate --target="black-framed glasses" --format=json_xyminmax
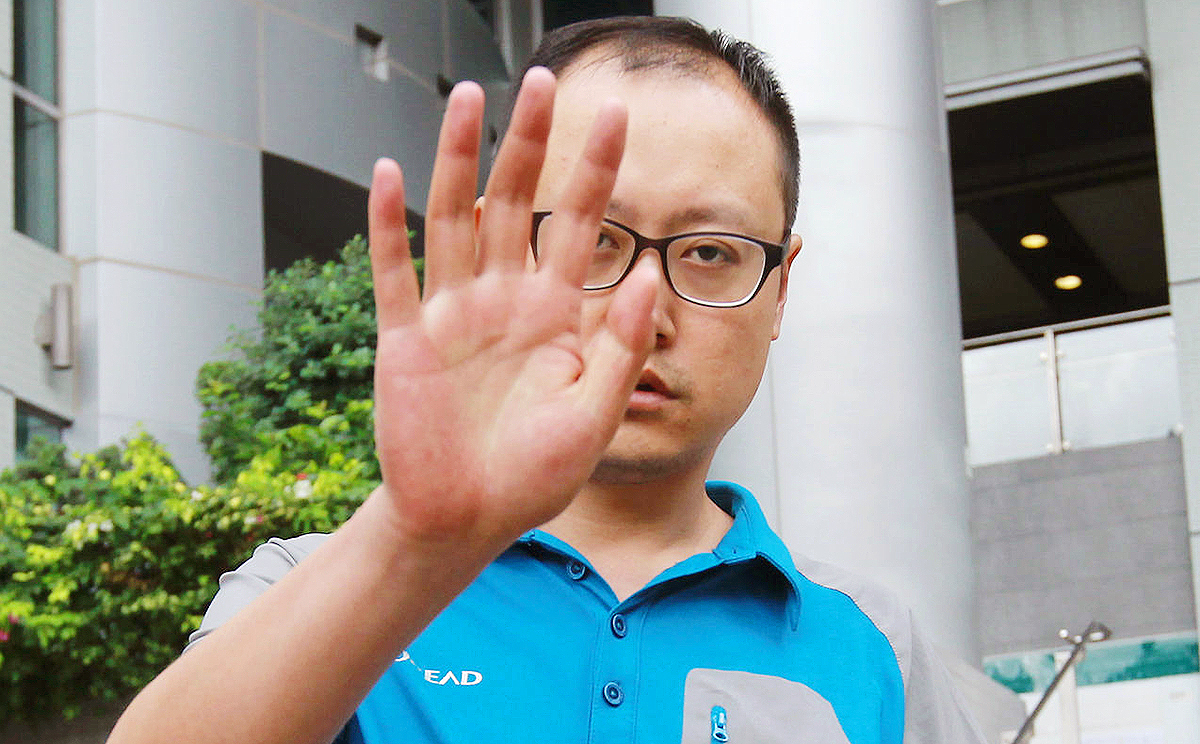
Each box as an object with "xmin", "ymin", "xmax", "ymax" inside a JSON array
[{"xmin": 530, "ymin": 211, "xmax": 785, "ymax": 308}]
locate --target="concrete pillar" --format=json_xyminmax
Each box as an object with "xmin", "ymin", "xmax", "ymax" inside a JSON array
[
  {"xmin": 1144, "ymin": 0, "xmax": 1200, "ymax": 642},
  {"xmin": 660, "ymin": 0, "xmax": 978, "ymax": 661}
]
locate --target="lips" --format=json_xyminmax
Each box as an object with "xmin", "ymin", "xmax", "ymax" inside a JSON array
[
  {"xmin": 634, "ymin": 369, "xmax": 673, "ymax": 398},
  {"xmin": 627, "ymin": 369, "xmax": 676, "ymax": 413}
]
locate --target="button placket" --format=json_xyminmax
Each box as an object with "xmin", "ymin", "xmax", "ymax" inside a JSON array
[{"xmin": 588, "ymin": 602, "xmax": 641, "ymax": 742}]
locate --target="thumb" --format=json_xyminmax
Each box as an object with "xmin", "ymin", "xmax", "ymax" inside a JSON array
[{"xmin": 577, "ymin": 257, "xmax": 658, "ymax": 427}]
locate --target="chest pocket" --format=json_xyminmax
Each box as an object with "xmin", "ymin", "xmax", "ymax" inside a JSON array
[{"xmin": 680, "ymin": 668, "xmax": 852, "ymax": 744}]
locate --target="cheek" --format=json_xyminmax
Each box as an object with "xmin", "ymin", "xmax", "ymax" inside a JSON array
[{"xmin": 682, "ymin": 312, "xmax": 775, "ymax": 396}]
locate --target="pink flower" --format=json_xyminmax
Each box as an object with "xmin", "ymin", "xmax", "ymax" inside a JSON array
[
  {"xmin": 296, "ymin": 473, "xmax": 308, "ymax": 480},
  {"xmin": 7, "ymin": 614, "xmax": 18, "ymax": 625},
  {"xmin": 0, "ymin": 630, "xmax": 9, "ymax": 642}
]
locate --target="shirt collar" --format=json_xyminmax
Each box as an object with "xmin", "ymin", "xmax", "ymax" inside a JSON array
[
  {"xmin": 519, "ymin": 481, "xmax": 803, "ymax": 628},
  {"xmin": 706, "ymin": 481, "xmax": 803, "ymax": 629}
]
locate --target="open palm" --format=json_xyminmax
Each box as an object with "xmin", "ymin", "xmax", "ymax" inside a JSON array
[{"xmin": 368, "ymin": 69, "xmax": 657, "ymax": 554}]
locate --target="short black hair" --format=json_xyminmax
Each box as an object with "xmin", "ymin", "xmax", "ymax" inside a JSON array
[{"xmin": 516, "ymin": 15, "xmax": 800, "ymax": 230}]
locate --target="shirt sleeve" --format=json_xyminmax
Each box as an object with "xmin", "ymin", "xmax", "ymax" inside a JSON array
[
  {"xmin": 789, "ymin": 552, "xmax": 991, "ymax": 743},
  {"xmin": 901, "ymin": 613, "xmax": 991, "ymax": 744},
  {"xmin": 184, "ymin": 533, "xmax": 331, "ymax": 651}
]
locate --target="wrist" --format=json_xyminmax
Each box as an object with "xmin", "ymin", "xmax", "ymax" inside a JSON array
[{"xmin": 347, "ymin": 486, "xmax": 510, "ymax": 592}]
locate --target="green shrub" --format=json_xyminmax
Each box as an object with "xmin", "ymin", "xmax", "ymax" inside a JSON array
[
  {"xmin": 0, "ymin": 235, "xmax": 420, "ymax": 722},
  {"xmin": 0, "ymin": 411, "xmax": 375, "ymax": 723},
  {"xmin": 197, "ymin": 236, "xmax": 422, "ymax": 484}
]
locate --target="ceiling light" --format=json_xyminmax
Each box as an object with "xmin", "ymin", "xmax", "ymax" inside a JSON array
[
  {"xmin": 1055, "ymin": 274, "xmax": 1082, "ymax": 290},
  {"xmin": 1021, "ymin": 233, "xmax": 1049, "ymax": 249}
]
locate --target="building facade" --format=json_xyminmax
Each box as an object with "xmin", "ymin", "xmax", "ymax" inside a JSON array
[{"xmin": 2, "ymin": 1, "xmax": 1197, "ymax": 741}]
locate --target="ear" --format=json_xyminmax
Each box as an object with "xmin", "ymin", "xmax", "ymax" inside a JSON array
[{"xmin": 771, "ymin": 233, "xmax": 802, "ymax": 340}]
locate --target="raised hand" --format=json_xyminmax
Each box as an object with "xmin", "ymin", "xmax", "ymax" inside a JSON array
[{"xmin": 367, "ymin": 68, "xmax": 658, "ymax": 554}]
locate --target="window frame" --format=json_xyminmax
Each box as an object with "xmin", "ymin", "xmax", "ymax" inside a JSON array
[{"xmin": 9, "ymin": 0, "xmax": 62, "ymax": 251}]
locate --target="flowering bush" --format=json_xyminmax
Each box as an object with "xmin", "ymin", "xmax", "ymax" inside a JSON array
[{"xmin": 0, "ymin": 415, "xmax": 374, "ymax": 723}]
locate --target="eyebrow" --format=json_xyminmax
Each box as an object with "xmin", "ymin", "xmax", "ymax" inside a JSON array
[{"xmin": 606, "ymin": 199, "xmax": 757, "ymax": 236}]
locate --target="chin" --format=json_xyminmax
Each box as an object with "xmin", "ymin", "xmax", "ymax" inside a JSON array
[{"xmin": 588, "ymin": 448, "xmax": 705, "ymax": 485}]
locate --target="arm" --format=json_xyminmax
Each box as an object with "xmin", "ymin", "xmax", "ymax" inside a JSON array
[{"xmin": 107, "ymin": 69, "xmax": 657, "ymax": 744}]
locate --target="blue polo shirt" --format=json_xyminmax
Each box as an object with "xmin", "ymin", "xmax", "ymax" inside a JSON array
[
  {"xmin": 192, "ymin": 482, "xmax": 985, "ymax": 743},
  {"xmin": 344, "ymin": 482, "xmax": 905, "ymax": 743}
]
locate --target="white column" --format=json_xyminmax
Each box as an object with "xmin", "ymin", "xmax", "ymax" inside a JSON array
[
  {"xmin": 661, "ymin": 0, "xmax": 978, "ymax": 660},
  {"xmin": 1144, "ymin": 0, "xmax": 1200, "ymax": 643}
]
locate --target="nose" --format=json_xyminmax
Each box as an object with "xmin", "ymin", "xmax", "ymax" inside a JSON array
[{"xmin": 632, "ymin": 250, "xmax": 677, "ymax": 347}]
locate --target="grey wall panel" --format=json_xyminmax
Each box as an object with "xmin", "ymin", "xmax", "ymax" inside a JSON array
[
  {"xmin": 90, "ymin": 114, "xmax": 263, "ymax": 287},
  {"xmin": 972, "ymin": 437, "xmax": 1195, "ymax": 655},
  {"xmin": 0, "ymin": 238, "xmax": 75, "ymax": 419},
  {"xmin": 90, "ymin": 0, "xmax": 259, "ymax": 145},
  {"xmin": 938, "ymin": 0, "xmax": 1147, "ymax": 85},
  {"xmin": 267, "ymin": 0, "xmax": 445, "ymax": 84},
  {"xmin": 87, "ymin": 262, "xmax": 260, "ymax": 484},
  {"xmin": 262, "ymin": 13, "xmax": 442, "ymax": 207}
]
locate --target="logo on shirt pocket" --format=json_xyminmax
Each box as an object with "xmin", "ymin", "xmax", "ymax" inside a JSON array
[
  {"xmin": 395, "ymin": 650, "xmax": 484, "ymax": 687},
  {"xmin": 680, "ymin": 668, "xmax": 851, "ymax": 744}
]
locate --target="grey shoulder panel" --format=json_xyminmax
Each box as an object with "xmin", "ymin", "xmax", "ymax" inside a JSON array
[
  {"xmin": 788, "ymin": 553, "xmax": 989, "ymax": 744},
  {"xmin": 184, "ymin": 533, "xmax": 332, "ymax": 651}
]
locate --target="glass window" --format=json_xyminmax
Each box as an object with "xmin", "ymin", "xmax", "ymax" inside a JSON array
[
  {"xmin": 11, "ymin": 0, "xmax": 59, "ymax": 250},
  {"xmin": 13, "ymin": 0, "xmax": 57, "ymax": 104},
  {"xmin": 15, "ymin": 403, "xmax": 64, "ymax": 460},
  {"xmin": 13, "ymin": 96, "xmax": 58, "ymax": 248}
]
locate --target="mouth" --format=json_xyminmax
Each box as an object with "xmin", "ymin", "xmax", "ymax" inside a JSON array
[
  {"xmin": 627, "ymin": 370, "xmax": 677, "ymax": 413},
  {"xmin": 634, "ymin": 370, "xmax": 674, "ymax": 397}
]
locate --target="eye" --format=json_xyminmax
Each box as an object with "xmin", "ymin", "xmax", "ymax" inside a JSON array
[
  {"xmin": 680, "ymin": 240, "xmax": 739, "ymax": 266},
  {"xmin": 595, "ymin": 230, "xmax": 621, "ymax": 251}
]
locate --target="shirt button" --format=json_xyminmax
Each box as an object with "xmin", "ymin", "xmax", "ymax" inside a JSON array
[
  {"xmin": 602, "ymin": 681, "xmax": 624, "ymax": 706},
  {"xmin": 610, "ymin": 613, "xmax": 628, "ymax": 638},
  {"xmin": 567, "ymin": 560, "xmax": 587, "ymax": 580}
]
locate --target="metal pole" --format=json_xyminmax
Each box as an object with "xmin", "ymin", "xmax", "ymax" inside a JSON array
[
  {"xmin": 1043, "ymin": 329, "xmax": 1064, "ymax": 455},
  {"xmin": 1011, "ymin": 621, "xmax": 1111, "ymax": 744}
]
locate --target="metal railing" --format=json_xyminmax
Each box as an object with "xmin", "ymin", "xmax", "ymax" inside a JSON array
[
  {"xmin": 962, "ymin": 307, "xmax": 1180, "ymax": 466},
  {"xmin": 1009, "ymin": 622, "xmax": 1112, "ymax": 744}
]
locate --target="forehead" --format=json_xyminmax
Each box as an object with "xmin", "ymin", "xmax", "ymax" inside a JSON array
[{"xmin": 536, "ymin": 55, "xmax": 787, "ymax": 237}]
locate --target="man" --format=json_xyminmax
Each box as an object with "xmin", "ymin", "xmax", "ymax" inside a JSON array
[{"xmin": 109, "ymin": 16, "xmax": 986, "ymax": 744}]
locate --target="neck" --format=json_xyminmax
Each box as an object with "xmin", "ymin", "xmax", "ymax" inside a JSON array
[{"xmin": 539, "ymin": 461, "xmax": 733, "ymax": 602}]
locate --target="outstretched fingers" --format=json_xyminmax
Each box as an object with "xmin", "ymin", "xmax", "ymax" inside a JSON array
[
  {"xmin": 536, "ymin": 98, "xmax": 628, "ymax": 287},
  {"xmin": 424, "ymin": 81, "xmax": 485, "ymax": 296},
  {"xmin": 476, "ymin": 67, "xmax": 556, "ymax": 273},
  {"xmin": 368, "ymin": 158, "xmax": 420, "ymax": 332}
]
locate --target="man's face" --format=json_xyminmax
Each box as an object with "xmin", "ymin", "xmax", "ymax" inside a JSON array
[{"xmin": 533, "ymin": 56, "xmax": 799, "ymax": 483}]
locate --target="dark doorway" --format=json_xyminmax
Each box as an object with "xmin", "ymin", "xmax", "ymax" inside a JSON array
[
  {"xmin": 262, "ymin": 153, "xmax": 425, "ymax": 275},
  {"xmin": 949, "ymin": 74, "xmax": 1168, "ymax": 339}
]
